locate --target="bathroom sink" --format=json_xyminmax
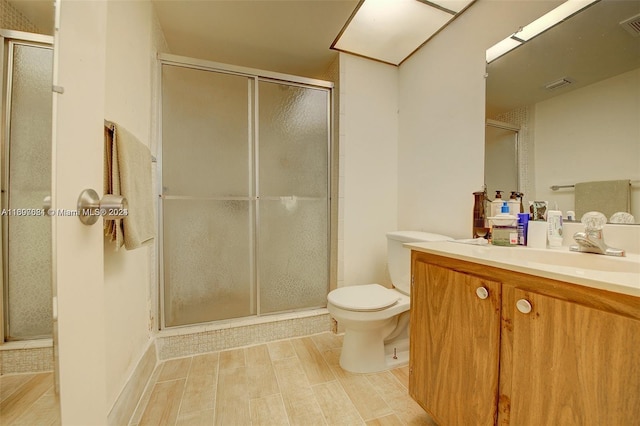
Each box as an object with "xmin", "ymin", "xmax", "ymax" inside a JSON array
[
  {"xmin": 510, "ymin": 247, "xmax": 640, "ymax": 274},
  {"xmin": 405, "ymin": 240, "xmax": 640, "ymax": 296}
]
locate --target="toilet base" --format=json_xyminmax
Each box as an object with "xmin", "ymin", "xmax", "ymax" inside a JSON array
[
  {"xmin": 339, "ymin": 330, "xmax": 409, "ymax": 373},
  {"xmin": 383, "ymin": 337, "xmax": 409, "ymax": 370}
]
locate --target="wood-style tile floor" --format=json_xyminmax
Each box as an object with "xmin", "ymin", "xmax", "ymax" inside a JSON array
[
  {"xmin": 0, "ymin": 371, "xmax": 60, "ymax": 425},
  {"xmin": 133, "ymin": 333, "xmax": 435, "ymax": 426},
  {"xmin": 0, "ymin": 332, "xmax": 436, "ymax": 425}
]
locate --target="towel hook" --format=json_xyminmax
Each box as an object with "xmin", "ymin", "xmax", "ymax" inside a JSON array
[{"xmin": 77, "ymin": 189, "xmax": 128, "ymax": 225}]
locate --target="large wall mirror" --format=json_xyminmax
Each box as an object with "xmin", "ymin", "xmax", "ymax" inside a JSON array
[{"xmin": 486, "ymin": 0, "xmax": 640, "ymax": 223}]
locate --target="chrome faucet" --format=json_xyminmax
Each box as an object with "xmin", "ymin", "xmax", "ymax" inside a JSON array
[{"xmin": 570, "ymin": 211, "xmax": 625, "ymax": 257}]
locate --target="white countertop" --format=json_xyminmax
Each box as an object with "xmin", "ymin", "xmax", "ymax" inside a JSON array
[{"xmin": 406, "ymin": 241, "xmax": 640, "ymax": 298}]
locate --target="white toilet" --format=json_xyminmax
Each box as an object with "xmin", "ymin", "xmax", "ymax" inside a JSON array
[{"xmin": 327, "ymin": 231, "xmax": 452, "ymax": 373}]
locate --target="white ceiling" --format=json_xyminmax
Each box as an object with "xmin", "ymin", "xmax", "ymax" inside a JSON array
[
  {"xmin": 151, "ymin": 0, "xmax": 358, "ymax": 79},
  {"xmin": 10, "ymin": 0, "xmax": 638, "ymax": 103},
  {"xmin": 8, "ymin": 0, "xmax": 359, "ymax": 79},
  {"xmin": 486, "ymin": 0, "xmax": 640, "ymax": 116}
]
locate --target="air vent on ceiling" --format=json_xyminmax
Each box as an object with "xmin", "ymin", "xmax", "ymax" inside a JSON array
[
  {"xmin": 620, "ymin": 13, "xmax": 640, "ymax": 37},
  {"xmin": 544, "ymin": 77, "xmax": 573, "ymax": 91}
]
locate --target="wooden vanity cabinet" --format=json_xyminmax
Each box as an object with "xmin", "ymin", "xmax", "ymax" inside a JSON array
[
  {"xmin": 410, "ymin": 251, "xmax": 640, "ymax": 426},
  {"xmin": 502, "ymin": 284, "xmax": 640, "ymax": 425},
  {"xmin": 409, "ymin": 254, "xmax": 502, "ymax": 425}
]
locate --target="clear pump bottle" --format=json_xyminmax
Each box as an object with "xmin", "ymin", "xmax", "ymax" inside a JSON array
[{"xmin": 491, "ymin": 191, "xmax": 504, "ymax": 218}]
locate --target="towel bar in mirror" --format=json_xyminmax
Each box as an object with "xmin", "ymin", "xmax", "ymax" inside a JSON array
[{"xmin": 77, "ymin": 188, "xmax": 128, "ymax": 225}]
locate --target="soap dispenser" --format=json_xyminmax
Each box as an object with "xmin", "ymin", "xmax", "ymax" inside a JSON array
[
  {"xmin": 508, "ymin": 192, "xmax": 520, "ymax": 216},
  {"xmin": 517, "ymin": 192, "xmax": 525, "ymax": 214},
  {"xmin": 490, "ymin": 201, "xmax": 518, "ymax": 246},
  {"xmin": 498, "ymin": 201, "xmax": 514, "ymax": 218},
  {"xmin": 491, "ymin": 190, "xmax": 504, "ymax": 218}
]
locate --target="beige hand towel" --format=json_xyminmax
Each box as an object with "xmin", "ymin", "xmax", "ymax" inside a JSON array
[
  {"xmin": 574, "ymin": 179, "xmax": 631, "ymax": 220},
  {"xmin": 104, "ymin": 120, "xmax": 155, "ymax": 250}
]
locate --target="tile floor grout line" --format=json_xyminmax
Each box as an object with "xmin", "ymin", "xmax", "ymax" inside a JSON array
[
  {"xmin": 211, "ymin": 351, "xmax": 220, "ymax": 425},
  {"xmin": 0, "ymin": 380, "xmax": 24, "ymax": 405},
  {"xmin": 265, "ymin": 343, "xmax": 297, "ymax": 426},
  {"xmin": 172, "ymin": 357, "xmax": 191, "ymax": 426},
  {"xmin": 10, "ymin": 382, "xmax": 57, "ymax": 425},
  {"xmin": 274, "ymin": 342, "xmax": 297, "ymax": 426},
  {"xmin": 173, "ymin": 355, "xmax": 198, "ymax": 424},
  {"xmin": 127, "ymin": 360, "xmax": 162, "ymax": 426}
]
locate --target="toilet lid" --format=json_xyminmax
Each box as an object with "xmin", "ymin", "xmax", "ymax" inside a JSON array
[{"xmin": 328, "ymin": 284, "xmax": 400, "ymax": 311}]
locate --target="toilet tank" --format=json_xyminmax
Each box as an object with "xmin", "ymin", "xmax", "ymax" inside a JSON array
[{"xmin": 387, "ymin": 231, "xmax": 452, "ymax": 295}]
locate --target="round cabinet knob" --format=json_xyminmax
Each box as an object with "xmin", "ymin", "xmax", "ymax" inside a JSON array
[
  {"xmin": 476, "ymin": 287, "xmax": 489, "ymax": 300},
  {"xmin": 516, "ymin": 299, "xmax": 532, "ymax": 314}
]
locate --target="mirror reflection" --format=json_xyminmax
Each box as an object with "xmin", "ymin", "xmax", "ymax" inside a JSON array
[
  {"xmin": 484, "ymin": 119, "xmax": 519, "ymax": 204},
  {"xmin": 486, "ymin": 0, "xmax": 640, "ymax": 223}
]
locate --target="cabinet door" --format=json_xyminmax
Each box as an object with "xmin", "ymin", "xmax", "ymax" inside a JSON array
[
  {"xmin": 509, "ymin": 288, "xmax": 640, "ymax": 425},
  {"xmin": 410, "ymin": 261, "xmax": 501, "ymax": 425}
]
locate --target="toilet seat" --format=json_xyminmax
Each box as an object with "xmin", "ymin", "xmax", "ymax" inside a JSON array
[{"xmin": 328, "ymin": 284, "xmax": 400, "ymax": 312}]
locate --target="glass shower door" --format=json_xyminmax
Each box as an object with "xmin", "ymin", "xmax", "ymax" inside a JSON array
[
  {"xmin": 485, "ymin": 122, "xmax": 519, "ymax": 199},
  {"xmin": 160, "ymin": 61, "xmax": 331, "ymax": 327},
  {"xmin": 2, "ymin": 42, "xmax": 53, "ymax": 340},
  {"xmin": 162, "ymin": 65, "xmax": 254, "ymax": 327},
  {"xmin": 257, "ymin": 81, "xmax": 329, "ymax": 313}
]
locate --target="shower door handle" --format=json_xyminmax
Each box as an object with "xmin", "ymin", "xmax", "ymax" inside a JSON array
[{"xmin": 77, "ymin": 188, "xmax": 128, "ymax": 225}]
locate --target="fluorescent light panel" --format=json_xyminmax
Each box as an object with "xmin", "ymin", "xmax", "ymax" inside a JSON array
[
  {"xmin": 514, "ymin": 0, "xmax": 598, "ymax": 41},
  {"xmin": 485, "ymin": 37, "xmax": 521, "ymax": 63},
  {"xmin": 429, "ymin": 0, "xmax": 473, "ymax": 13},
  {"xmin": 333, "ymin": 0, "xmax": 474, "ymax": 66},
  {"xmin": 486, "ymin": 0, "xmax": 599, "ymax": 63}
]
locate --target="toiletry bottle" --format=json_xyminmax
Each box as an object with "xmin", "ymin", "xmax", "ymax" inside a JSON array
[
  {"xmin": 491, "ymin": 191, "xmax": 504, "ymax": 218},
  {"xmin": 547, "ymin": 210, "xmax": 563, "ymax": 248},
  {"xmin": 518, "ymin": 192, "xmax": 525, "ymax": 213},
  {"xmin": 490, "ymin": 202, "xmax": 518, "ymax": 246},
  {"xmin": 472, "ymin": 190, "xmax": 489, "ymax": 239},
  {"xmin": 517, "ymin": 213, "xmax": 529, "ymax": 245},
  {"xmin": 508, "ymin": 192, "xmax": 519, "ymax": 216}
]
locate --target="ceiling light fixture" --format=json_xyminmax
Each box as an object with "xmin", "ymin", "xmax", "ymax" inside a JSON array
[
  {"xmin": 486, "ymin": 0, "xmax": 600, "ymax": 63},
  {"xmin": 544, "ymin": 77, "xmax": 573, "ymax": 90},
  {"xmin": 332, "ymin": 0, "xmax": 476, "ymax": 66}
]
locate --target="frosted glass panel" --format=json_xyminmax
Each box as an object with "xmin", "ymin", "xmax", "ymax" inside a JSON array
[
  {"xmin": 259, "ymin": 199, "xmax": 328, "ymax": 313},
  {"xmin": 163, "ymin": 199, "xmax": 253, "ymax": 327},
  {"xmin": 6, "ymin": 44, "xmax": 53, "ymax": 339},
  {"xmin": 258, "ymin": 82, "xmax": 328, "ymax": 197},
  {"xmin": 160, "ymin": 62, "xmax": 331, "ymax": 327},
  {"xmin": 162, "ymin": 65, "xmax": 251, "ymax": 197}
]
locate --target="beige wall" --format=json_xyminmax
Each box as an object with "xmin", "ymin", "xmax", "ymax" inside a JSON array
[
  {"xmin": 336, "ymin": 2, "xmax": 564, "ymax": 285},
  {"xmin": 339, "ymin": 54, "xmax": 398, "ymax": 288},
  {"xmin": 397, "ymin": 0, "xmax": 562, "ymax": 239},
  {"xmin": 103, "ymin": 0, "xmax": 167, "ymax": 410},
  {"xmin": 53, "ymin": 0, "xmax": 167, "ymax": 421}
]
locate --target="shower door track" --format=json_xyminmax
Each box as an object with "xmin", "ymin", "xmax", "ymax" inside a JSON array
[
  {"xmin": 158, "ymin": 53, "xmax": 333, "ymax": 90},
  {"xmin": 156, "ymin": 54, "xmax": 333, "ymax": 330}
]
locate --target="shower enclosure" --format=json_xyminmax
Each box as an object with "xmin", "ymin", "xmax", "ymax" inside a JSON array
[
  {"xmin": 485, "ymin": 119, "xmax": 520, "ymax": 199},
  {"xmin": 159, "ymin": 55, "xmax": 332, "ymax": 328},
  {"xmin": 0, "ymin": 30, "xmax": 53, "ymax": 341}
]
